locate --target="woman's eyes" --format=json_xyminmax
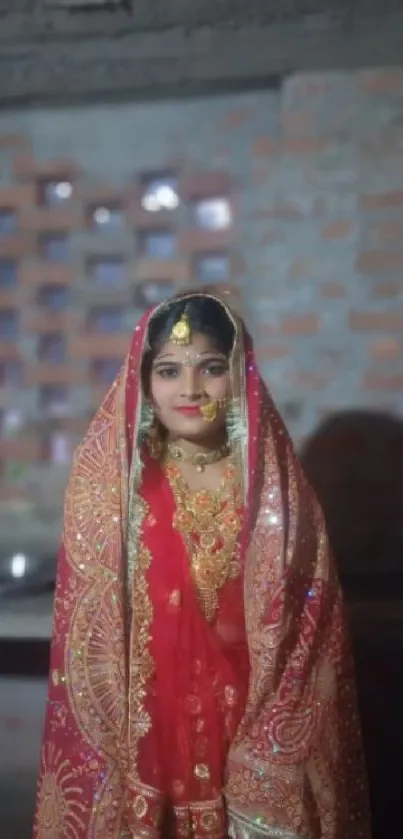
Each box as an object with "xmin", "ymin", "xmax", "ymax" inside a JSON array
[
  {"xmin": 154, "ymin": 363, "xmax": 227, "ymax": 379},
  {"xmin": 155, "ymin": 366, "xmax": 179, "ymax": 379},
  {"xmin": 202, "ymin": 363, "xmax": 228, "ymax": 377}
]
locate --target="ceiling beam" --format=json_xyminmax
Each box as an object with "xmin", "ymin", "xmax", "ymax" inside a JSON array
[{"xmin": 0, "ymin": 13, "xmax": 402, "ymax": 106}]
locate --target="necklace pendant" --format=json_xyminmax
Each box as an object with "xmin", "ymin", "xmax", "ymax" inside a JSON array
[{"xmin": 196, "ymin": 464, "xmax": 204, "ymax": 473}]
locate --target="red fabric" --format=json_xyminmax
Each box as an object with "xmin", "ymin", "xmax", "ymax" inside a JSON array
[
  {"xmin": 32, "ymin": 296, "xmax": 371, "ymax": 839},
  {"xmin": 137, "ymin": 455, "xmax": 248, "ymax": 811}
]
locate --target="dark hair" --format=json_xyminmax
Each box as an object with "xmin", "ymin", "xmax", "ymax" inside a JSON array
[{"xmin": 147, "ymin": 295, "xmax": 235, "ymax": 358}]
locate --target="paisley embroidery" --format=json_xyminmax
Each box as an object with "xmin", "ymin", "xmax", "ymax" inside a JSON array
[{"xmin": 35, "ymin": 743, "xmax": 87, "ymax": 839}]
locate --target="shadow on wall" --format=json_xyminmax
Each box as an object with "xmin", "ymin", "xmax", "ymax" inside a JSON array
[
  {"xmin": 301, "ymin": 410, "xmax": 403, "ymax": 839},
  {"xmin": 301, "ymin": 409, "xmax": 403, "ymax": 594}
]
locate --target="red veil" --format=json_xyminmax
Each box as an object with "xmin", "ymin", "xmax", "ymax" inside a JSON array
[{"xmin": 33, "ymin": 293, "xmax": 371, "ymax": 839}]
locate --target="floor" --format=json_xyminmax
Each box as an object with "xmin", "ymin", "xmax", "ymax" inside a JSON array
[
  {"xmin": 0, "ymin": 607, "xmax": 402, "ymax": 839},
  {"xmin": 0, "ymin": 677, "xmax": 46, "ymax": 838}
]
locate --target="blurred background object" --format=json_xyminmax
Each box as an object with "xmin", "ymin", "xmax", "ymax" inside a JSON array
[{"xmin": 2, "ymin": 1, "xmax": 403, "ymax": 837}]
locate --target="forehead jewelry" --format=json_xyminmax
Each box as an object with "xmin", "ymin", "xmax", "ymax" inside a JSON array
[
  {"xmin": 170, "ymin": 305, "xmax": 191, "ymax": 346},
  {"xmin": 183, "ymin": 352, "xmax": 202, "ymax": 368}
]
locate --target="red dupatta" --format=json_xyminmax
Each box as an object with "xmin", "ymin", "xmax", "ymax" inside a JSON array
[{"xmin": 33, "ymin": 292, "xmax": 371, "ymax": 839}]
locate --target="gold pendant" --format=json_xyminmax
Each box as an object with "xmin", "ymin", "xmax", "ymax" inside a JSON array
[
  {"xmin": 170, "ymin": 311, "xmax": 192, "ymax": 346},
  {"xmin": 194, "ymin": 454, "xmax": 206, "ymax": 473}
]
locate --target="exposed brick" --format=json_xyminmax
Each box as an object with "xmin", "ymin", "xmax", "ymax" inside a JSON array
[
  {"xmin": 180, "ymin": 172, "xmax": 231, "ymax": 200},
  {"xmin": 371, "ymin": 219, "xmax": 403, "ymax": 244},
  {"xmin": 0, "ymin": 289, "xmax": 19, "ymax": 308},
  {"xmin": 220, "ymin": 108, "xmax": 255, "ymax": 131},
  {"xmin": 135, "ymin": 258, "xmax": 189, "ymax": 284},
  {"xmin": 26, "ymin": 363, "xmax": 86, "ymax": 386},
  {"xmin": 359, "ymin": 69, "xmax": 403, "ymax": 94},
  {"xmin": 283, "ymin": 137, "xmax": 329, "ymax": 154},
  {"xmin": 0, "ymin": 235, "xmax": 34, "ymax": 259},
  {"xmin": 355, "ymin": 251, "xmax": 403, "ymax": 276},
  {"xmin": 13, "ymin": 154, "xmax": 79, "ymax": 181},
  {"xmin": 204, "ymin": 282, "xmax": 241, "ymax": 302},
  {"xmin": 281, "ymin": 110, "xmax": 314, "ymax": 136},
  {"xmin": 270, "ymin": 195, "xmax": 332, "ymax": 220},
  {"xmin": 203, "ymin": 282, "xmax": 244, "ymax": 316},
  {"xmin": 69, "ymin": 334, "xmax": 129, "ymax": 359},
  {"xmin": 20, "ymin": 205, "xmax": 83, "ymax": 233},
  {"xmin": 215, "ymin": 147, "xmax": 231, "ymax": 161},
  {"xmin": 259, "ymin": 344, "xmax": 291, "ymax": 360},
  {"xmin": 27, "ymin": 313, "xmax": 79, "ymax": 333},
  {"xmin": 90, "ymin": 384, "xmax": 110, "ymax": 410},
  {"xmin": 58, "ymin": 416, "xmax": 89, "ymax": 435},
  {"xmin": 290, "ymin": 371, "xmax": 327, "ymax": 390},
  {"xmin": 252, "ymin": 136, "xmax": 280, "ymax": 156},
  {"xmin": 0, "ymin": 343, "xmax": 20, "ymax": 361},
  {"xmin": 363, "ymin": 372, "xmax": 403, "ymax": 391},
  {"xmin": 0, "ymin": 184, "xmax": 36, "ymax": 208},
  {"xmin": 0, "ymin": 436, "xmax": 42, "ymax": 462},
  {"xmin": 287, "ymin": 258, "xmax": 312, "ymax": 281},
  {"xmin": 0, "ymin": 134, "xmax": 30, "ymax": 150},
  {"xmin": 284, "ymin": 76, "xmax": 328, "ymax": 100},
  {"xmin": 322, "ymin": 221, "xmax": 356, "ymax": 240},
  {"xmin": 19, "ymin": 264, "xmax": 74, "ymax": 287},
  {"xmin": 320, "ymin": 283, "xmax": 347, "ymax": 299},
  {"xmin": 179, "ymin": 228, "xmax": 235, "ymax": 253},
  {"xmin": 259, "ymin": 229, "xmax": 284, "ymax": 245},
  {"xmin": 359, "ymin": 191, "xmax": 403, "ymax": 211},
  {"xmin": 231, "ymin": 253, "xmax": 245, "ymax": 275},
  {"xmin": 370, "ymin": 338, "xmax": 402, "ymax": 362},
  {"xmin": 79, "ymin": 184, "xmax": 126, "ymax": 204},
  {"xmin": 271, "ymin": 201, "xmax": 305, "ymax": 220},
  {"xmin": 349, "ymin": 311, "xmax": 403, "ymax": 332},
  {"xmin": 251, "ymin": 165, "xmax": 270, "ymax": 186},
  {"xmin": 372, "ymin": 282, "xmax": 401, "ymax": 299},
  {"xmin": 0, "ymin": 486, "xmax": 32, "ymax": 503},
  {"xmin": 127, "ymin": 205, "xmax": 179, "ymax": 230},
  {"xmin": 281, "ymin": 314, "xmax": 319, "ymax": 335}
]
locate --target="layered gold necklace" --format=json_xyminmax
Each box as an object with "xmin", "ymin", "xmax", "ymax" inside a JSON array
[
  {"xmin": 165, "ymin": 459, "xmax": 242, "ymax": 622},
  {"xmin": 166, "ymin": 440, "xmax": 231, "ymax": 474}
]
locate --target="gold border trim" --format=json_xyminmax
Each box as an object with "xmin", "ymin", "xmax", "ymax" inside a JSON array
[{"xmin": 228, "ymin": 808, "xmax": 304, "ymax": 839}]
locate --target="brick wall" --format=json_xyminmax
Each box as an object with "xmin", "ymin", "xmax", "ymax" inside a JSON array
[{"xmin": 1, "ymin": 67, "xmax": 403, "ymax": 531}]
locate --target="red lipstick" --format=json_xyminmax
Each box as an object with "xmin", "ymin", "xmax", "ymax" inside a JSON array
[{"xmin": 174, "ymin": 406, "xmax": 202, "ymax": 416}]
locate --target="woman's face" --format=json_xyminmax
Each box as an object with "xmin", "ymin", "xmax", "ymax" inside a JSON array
[{"xmin": 149, "ymin": 332, "xmax": 231, "ymax": 442}]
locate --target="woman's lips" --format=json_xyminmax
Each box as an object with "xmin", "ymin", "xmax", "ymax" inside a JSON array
[{"xmin": 174, "ymin": 406, "xmax": 202, "ymax": 416}]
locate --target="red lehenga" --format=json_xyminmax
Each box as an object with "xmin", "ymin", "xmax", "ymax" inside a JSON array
[{"xmin": 33, "ymin": 293, "xmax": 371, "ymax": 839}]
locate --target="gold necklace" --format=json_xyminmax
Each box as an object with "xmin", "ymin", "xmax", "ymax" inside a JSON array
[
  {"xmin": 166, "ymin": 461, "xmax": 242, "ymax": 621},
  {"xmin": 166, "ymin": 440, "xmax": 231, "ymax": 473}
]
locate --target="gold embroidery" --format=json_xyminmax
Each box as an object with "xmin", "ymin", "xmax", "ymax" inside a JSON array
[
  {"xmin": 35, "ymin": 743, "xmax": 87, "ymax": 839},
  {"xmin": 194, "ymin": 763, "xmax": 210, "ymax": 780},
  {"xmin": 166, "ymin": 462, "xmax": 242, "ymax": 622},
  {"xmin": 128, "ymin": 532, "xmax": 154, "ymax": 775},
  {"xmin": 174, "ymin": 797, "xmax": 225, "ymax": 839},
  {"xmin": 67, "ymin": 574, "xmax": 126, "ymax": 758},
  {"xmin": 124, "ymin": 779, "xmax": 164, "ymax": 839},
  {"xmin": 168, "ymin": 588, "xmax": 181, "ymax": 609}
]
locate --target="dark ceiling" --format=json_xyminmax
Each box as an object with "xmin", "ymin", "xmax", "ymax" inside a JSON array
[{"xmin": 0, "ymin": 1, "xmax": 402, "ymax": 105}]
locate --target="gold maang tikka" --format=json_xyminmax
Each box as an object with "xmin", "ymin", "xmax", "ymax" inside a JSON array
[{"xmin": 170, "ymin": 305, "xmax": 192, "ymax": 346}]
